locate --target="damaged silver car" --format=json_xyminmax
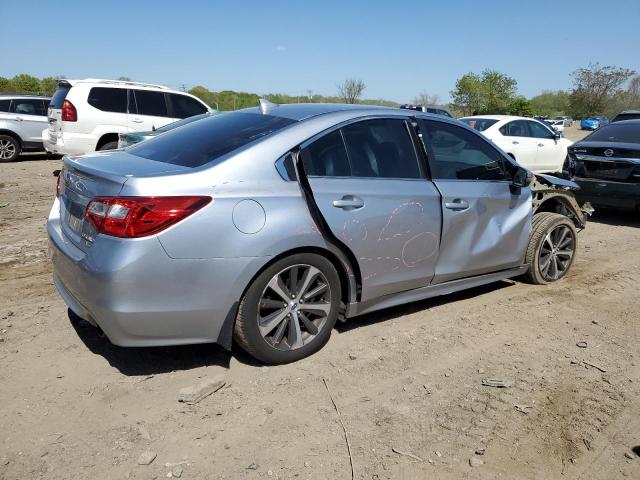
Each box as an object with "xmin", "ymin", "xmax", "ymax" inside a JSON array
[{"xmin": 48, "ymin": 102, "xmax": 590, "ymax": 364}]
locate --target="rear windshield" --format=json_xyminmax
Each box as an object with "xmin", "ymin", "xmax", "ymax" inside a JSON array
[
  {"xmin": 155, "ymin": 112, "xmax": 211, "ymax": 133},
  {"xmin": 585, "ymin": 123, "xmax": 640, "ymax": 144},
  {"xmin": 128, "ymin": 112, "xmax": 296, "ymax": 168},
  {"xmin": 460, "ymin": 118, "xmax": 499, "ymax": 132},
  {"xmin": 612, "ymin": 113, "xmax": 640, "ymax": 122},
  {"xmin": 50, "ymin": 84, "xmax": 71, "ymax": 109}
]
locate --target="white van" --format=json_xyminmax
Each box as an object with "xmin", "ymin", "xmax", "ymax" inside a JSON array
[{"xmin": 43, "ymin": 79, "xmax": 210, "ymax": 154}]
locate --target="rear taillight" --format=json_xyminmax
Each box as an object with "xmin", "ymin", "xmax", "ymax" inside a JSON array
[
  {"xmin": 85, "ymin": 196, "xmax": 211, "ymax": 238},
  {"xmin": 56, "ymin": 174, "xmax": 61, "ymax": 197},
  {"xmin": 61, "ymin": 100, "xmax": 77, "ymax": 121}
]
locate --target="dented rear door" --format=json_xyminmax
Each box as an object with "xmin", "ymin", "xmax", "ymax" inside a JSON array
[{"xmin": 299, "ymin": 118, "xmax": 442, "ymax": 302}]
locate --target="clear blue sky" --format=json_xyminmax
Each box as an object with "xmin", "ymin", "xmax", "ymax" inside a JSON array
[{"xmin": 2, "ymin": 0, "xmax": 639, "ymax": 102}]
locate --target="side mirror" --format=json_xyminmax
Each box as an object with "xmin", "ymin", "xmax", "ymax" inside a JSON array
[
  {"xmin": 511, "ymin": 167, "xmax": 533, "ymax": 194},
  {"xmin": 553, "ymin": 131, "xmax": 561, "ymax": 140}
]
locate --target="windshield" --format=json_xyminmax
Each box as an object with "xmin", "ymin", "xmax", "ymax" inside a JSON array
[
  {"xmin": 584, "ymin": 123, "xmax": 640, "ymax": 144},
  {"xmin": 460, "ymin": 118, "xmax": 499, "ymax": 132},
  {"xmin": 128, "ymin": 112, "xmax": 296, "ymax": 168}
]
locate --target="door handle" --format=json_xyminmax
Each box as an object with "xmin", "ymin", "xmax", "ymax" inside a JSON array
[
  {"xmin": 512, "ymin": 140, "xmax": 519, "ymax": 144},
  {"xmin": 14, "ymin": 117, "xmax": 23, "ymax": 122},
  {"xmin": 538, "ymin": 143, "xmax": 544, "ymax": 147},
  {"xmin": 332, "ymin": 195, "xmax": 364, "ymax": 210},
  {"xmin": 131, "ymin": 118, "xmax": 143, "ymax": 123},
  {"xmin": 444, "ymin": 199, "xmax": 469, "ymax": 211}
]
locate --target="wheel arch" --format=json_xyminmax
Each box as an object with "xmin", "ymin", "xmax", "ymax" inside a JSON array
[
  {"xmin": 95, "ymin": 133, "xmax": 119, "ymax": 150},
  {"xmin": 216, "ymin": 245, "xmax": 357, "ymax": 351},
  {"xmin": 0, "ymin": 129, "xmax": 22, "ymax": 146}
]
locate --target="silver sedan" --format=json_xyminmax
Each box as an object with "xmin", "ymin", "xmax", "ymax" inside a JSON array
[{"xmin": 48, "ymin": 102, "xmax": 582, "ymax": 364}]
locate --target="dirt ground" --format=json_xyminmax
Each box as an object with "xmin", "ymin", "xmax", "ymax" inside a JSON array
[{"xmin": 1, "ymin": 126, "xmax": 639, "ymax": 479}]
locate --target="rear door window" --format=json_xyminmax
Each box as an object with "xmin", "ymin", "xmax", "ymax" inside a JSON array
[
  {"xmin": 419, "ymin": 120, "xmax": 509, "ymax": 181},
  {"xmin": 134, "ymin": 90, "xmax": 169, "ymax": 117},
  {"xmin": 0, "ymin": 99, "xmax": 11, "ymax": 112},
  {"xmin": 302, "ymin": 130, "xmax": 351, "ymax": 177},
  {"xmin": 341, "ymin": 119, "xmax": 422, "ymax": 179},
  {"xmin": 169, "ymin": 94, "xmax": 208, "ymax": 119},
  {"xmin": 499, "ymin": 120, "xmax": 530, "ymax": 137},
  {"xmin": 9, "ymin": 99, "xmax": 47, "ymax": 116},
  {"xmin": 87, "ymin": 87, "xmax": 127, "ymax": 113}
]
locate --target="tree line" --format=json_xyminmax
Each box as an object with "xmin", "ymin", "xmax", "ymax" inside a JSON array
[{"xmin": 3, "ymin": 65, "xmax": 639, "ymax": 118}]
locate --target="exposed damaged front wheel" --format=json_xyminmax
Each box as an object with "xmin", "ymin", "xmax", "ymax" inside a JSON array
[{"xmin": 523, "ymin": 213, "xmax": 577, "ymax": 285}]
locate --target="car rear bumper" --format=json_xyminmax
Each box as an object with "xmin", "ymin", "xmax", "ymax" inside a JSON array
[
  {"xmin": 42, "ymin": 129, "xmax": 97, "ymax": 155},
  {"xmin": 47, "ymin": 199, "xmax": 270, "ymax": 347},
  {"xmin": 574, "ymin": 178, "xmax": 640, "ymax": 209}
]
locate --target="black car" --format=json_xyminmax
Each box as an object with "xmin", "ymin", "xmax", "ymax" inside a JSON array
[
  {"xmin": 568, "ymin": 120, "xmax": 640, "ymax": 210},
  {"xmin": 611, "ymin": 110, "xmax": 640, "ymax": 123}
]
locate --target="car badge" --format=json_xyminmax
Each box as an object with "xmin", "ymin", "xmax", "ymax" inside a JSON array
[{"xmin": 604, "ymin": 149, "xmax": 614, "ymax": 157}]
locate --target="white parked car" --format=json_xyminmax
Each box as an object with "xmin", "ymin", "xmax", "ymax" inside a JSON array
[
  {"xmin": 548, "ymin": 119, "xmax": 565, "ymax": 134},
  {"xmin": 460, "ymin": 115, "xmax": 572, "ymax": 174},
  {"xmin": 43, "ymin": 79, "xmax": 210, "ymax": 155}
]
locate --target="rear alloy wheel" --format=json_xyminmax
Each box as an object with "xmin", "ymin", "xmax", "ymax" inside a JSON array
[
  {"xmin": 0, "ymin": 135, "xmax": 19, "ymax": 162},
  {"xmin": 524, "ymin": 212, "xmax": 577, "ymax": 284},
  {"xmin": 234, "ymin": 253, "xmax": 341, "ymax": 364}
]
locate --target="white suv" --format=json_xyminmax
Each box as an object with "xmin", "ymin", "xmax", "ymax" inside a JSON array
[{"xmin": 43, "ymin": 79, "xmax": 210, "ymax": 155}]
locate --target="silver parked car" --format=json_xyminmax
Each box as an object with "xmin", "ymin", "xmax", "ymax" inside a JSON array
[
  {"xmin": 0, "ymin": 94, "xmax": 50, "ymax": 161},
  {"xmin": 48, "ymin": 102, "xmax": 587, "ymax": 364}
]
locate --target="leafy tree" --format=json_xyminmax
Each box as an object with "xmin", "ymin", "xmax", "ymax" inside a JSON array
[
  {"xmin": 337, "ymin": 78, "xmax": 366, "ymax": 104},
  {"xmin": 10, "ymin": 74, "xmax": 41, "ymax": 93},
  {"xmin": 530, "ymin": 90, "xmax": 570, "ymax": 117},
  {"xmin": 568, "ymin": 63, "xmax": 636, "ymax": 118},
  {"xmin": 450, "ymin": 72, "xmax": 484, "ymax": 115},
  {"xmin": 0, "ymin": 77, "xmax": 11, "ymax": 92},
  {"xmin": 506, "ymin": 97, "xmax": 533, "ymax": 117},
  {"xmin": 39, "ymin": 77, "xmax": 58, "ymax": 96}
]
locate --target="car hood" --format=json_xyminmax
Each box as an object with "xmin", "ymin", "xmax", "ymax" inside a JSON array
[
  {"xmin": 535, "ymin": 173, "xmax": 579, "ymax": 191},
  {"xmin": 572, "ymin": 140, "xmax": 640, "ymax": 150}
]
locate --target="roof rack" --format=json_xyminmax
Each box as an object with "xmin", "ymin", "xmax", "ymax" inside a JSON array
[
  {"xmin": 75, "ymin": 78, "xmax": 172, "ymax": 90},
  {"xmin": 0, "ymin": 93, "xmax": 50, "ymax": 98}
]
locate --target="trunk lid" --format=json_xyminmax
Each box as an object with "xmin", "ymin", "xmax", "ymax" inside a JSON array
[
  {"xmin": 59, "ymin": 151, "xmax": 189, "ymax": 251},
  {"xmin": 572, "ymin": 141, "xmax": 640, "ymax": 182}
]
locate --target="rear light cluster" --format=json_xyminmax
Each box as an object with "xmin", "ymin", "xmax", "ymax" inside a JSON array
[
  {"xmin": 61, "ymin": 100, "xmax": 77, "ymax": 121},
  {"xmin": 85, "ymin": 196, "xmax": 211, "ymax": 238}
]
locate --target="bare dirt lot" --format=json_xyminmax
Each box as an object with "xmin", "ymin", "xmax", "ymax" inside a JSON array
[{"xmin": 1, "ymin": 127, "xmax": 639, "ymax": 479}]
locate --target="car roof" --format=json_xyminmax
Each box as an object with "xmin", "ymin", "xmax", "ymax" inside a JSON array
[
  {"xmin": 459, "ymin": 114, "xmax": 525, "ymax": 122},
  {"xmin": 0, "ymin": 93, "xmax": 50, "ymax": 99},
  {"xmin": 617, "ymin": 110, "xmax": 640, "ymax": 115},
  {"xmin": 241, "ymin": 103, "xmax": 397, "ymax": 121},
  {"xmin": 59, "ymin": 78, "xmax": 173, "ymax": 91},
  {"xmin": 606, "ymin": 119, "xmax": 640, "ymax": 125}
]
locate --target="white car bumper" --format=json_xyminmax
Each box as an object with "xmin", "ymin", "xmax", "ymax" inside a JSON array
[{"xmin": 42, "ymin": 129, "xmax": 97, "ymax": 155}]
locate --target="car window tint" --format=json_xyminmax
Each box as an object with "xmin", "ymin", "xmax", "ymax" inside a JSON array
[
  {"xmin": 528, "ymin": 121, "xmax": 554, "ymax": 139},
  {"xmin": 0, "ymin": 99, "xmax": 11, "ymax": 112},
  {"xmin": 419, "ymin": 120, "xmax": 508, "ymax": 181},
  {"xmin": 461, "ymin": 118, "xmax": 498, "ymax": 132},
  {"xmin": 342, "ymin": 119, "xmax": 421, "ymax": 179},
  {"xmin": 50, "ymin": 85, "xmax": 71, "ymax": 108},
  {"xmin": 134, "ymin": 90, "xmax": 168, "ymax": 117},
  {"xmin": 128, "ymin": 112, "xmax": 295, "ymax": 168},
  {"xmin": 585, "ymin": 123, "xmax": 640, "ymax": 144},
  {"xmin": 302, "ymin": 130, "xmax": 350, "ymax": 177},
  {"xmin": 9, "ymin": 98, "xmax": 47, "ymax": 116},
  {"xmin": 500, "ymin": 120, "xmax": 529, "ymax": 137},
  {"xmin": 87, "ymin": 87, "xmax": 127, "ymax": 113},
  {"xmin": 170, "ymin": 94, "xmax": 208, "ymax": 119}
]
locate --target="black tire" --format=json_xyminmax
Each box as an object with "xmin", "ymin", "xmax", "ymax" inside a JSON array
[
  {"xmin": 99, "ymin": 141, "xmax": 118, "ymax": 151},
  {"xmin": 0, "ymin": 134, "xmax": 20, "ymax": 162},
  {"xmin": 234, "ymin": 253, "xmax": 341, "ymax": 364},
  {"xmin": 523, "ymin": 212, "xmax": 577, "ymax": 285}
]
